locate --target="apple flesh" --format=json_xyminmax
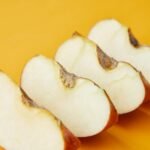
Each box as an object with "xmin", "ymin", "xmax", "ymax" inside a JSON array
[
  {"xmin": 0, "ymin": 72, "xmax": 80, "ymax": 150},
  {"xmin": 88, "ymin": 19, "xmax": 150, "ymax": 97},
  {"xmin": 21, "ymin": 55, "xmax": 117, "ymax": 137},
  {"xmin": 55, "ymin": 34, "xmax": 146, "ymax": 114}
]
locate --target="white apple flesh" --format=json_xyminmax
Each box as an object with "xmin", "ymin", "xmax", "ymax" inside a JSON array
[
  {"xmin": 21, "ymin": 55, "xmax": 117, "ymax": 137},
  {"xmin": 55, "ymin": 34, "xmax": 146, "ymax": 114},
  {"xmin": 0, "ymin": 72, "xmax": 80, "ymax": 150}
]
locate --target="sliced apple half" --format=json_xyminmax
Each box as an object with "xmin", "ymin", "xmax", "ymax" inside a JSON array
[
  {"xmin": 0, "ymin": 72, "xmax": 80, "ymax": 150},
  {"xmin": 21, "ymin": 55, "xmax": 117, "ymax": 137},
  {"xmin": 55, "ymin": 34, "xmax": 146, "ymax": 114},
  {"xmin": 88, "ymin": 19, "xmax": 150, "ymax": 91}
]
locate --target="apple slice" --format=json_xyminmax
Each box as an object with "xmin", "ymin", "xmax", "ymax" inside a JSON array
[
  {"xmin": 0, "ymin": 72, "xmax": 80, "ymax": 150},
  {"xmin": 55, "ymin": 34, "xmax": 146, "ymax": 114},
  {"xmin": 21, "ymin": 55, "xmax": 117, "ymax": 137},
  {"xmin": 88, "ymin": 19, "xmax": 150, "ymax": 92}
]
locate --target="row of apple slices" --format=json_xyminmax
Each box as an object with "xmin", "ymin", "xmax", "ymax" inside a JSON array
[
  {"xmin": 0, "ymin": 57, "xmax": 115, "ymax": 150},
  {"xmin": 0, "ymin": 36, "xmax": 116, "ymax": 149},
  {"xmin": 21, "ymin": 19, "xmax": 150, "ymax": 138},
  {"xmin": 0, "ymin": 19, "xmax": 150, "ymax": 150}
]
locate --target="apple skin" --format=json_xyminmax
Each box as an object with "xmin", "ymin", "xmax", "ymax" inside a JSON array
[
  {"xmin": 140, "ymin": 73, "xmax": 150, "ymax": 103},
  {"xmin": 104, "ymin": 95, "xmax": 118, "ymax": 129},
  {"xmin": 62, "ymin": 125, "xmax": 81, "ymax": 150}
]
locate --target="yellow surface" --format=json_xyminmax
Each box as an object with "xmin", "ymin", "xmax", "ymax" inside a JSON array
[{"xmin": 0, "ymin": 0, "xmax": 150, "ymax": 149}]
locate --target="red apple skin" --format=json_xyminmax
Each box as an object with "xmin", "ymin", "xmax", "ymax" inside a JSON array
[
  {"xmin": 140, "ymin": 73, "xmax": 150, "ymax": 103},
  {"xmin": 62, "ymin": 125, "xmax": 81, "ymax": 150},
  {"xmin": 103, "ymin": 93, "xmax": 118, "ymax": 130}
]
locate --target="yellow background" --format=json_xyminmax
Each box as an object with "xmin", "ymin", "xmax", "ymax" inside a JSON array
[{"xmin": 0, "ymin": 0, "xmax": 150, "ymax": 149}]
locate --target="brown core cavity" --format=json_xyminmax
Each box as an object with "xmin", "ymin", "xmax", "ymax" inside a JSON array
[
  {"xmin": 21, "ymin": 88, "xmax": 39, "ymax": 107},
  {"xmin": 128, "ymin": 29, "xmax": 140, "ymax": 47},
  {"xmin": 97, "ymin": 46, "xmax": 118, "ymax": 70},
  {"xmin": 59, "ymin": 63, "xmax": 77, "ymax": 88}
]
